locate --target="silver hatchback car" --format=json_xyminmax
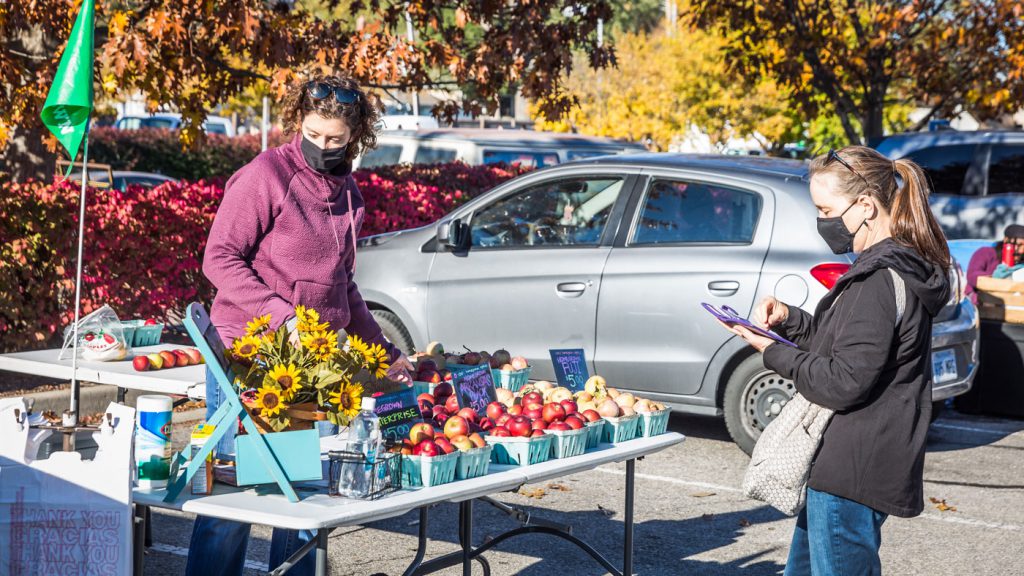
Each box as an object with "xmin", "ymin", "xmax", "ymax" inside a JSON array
[{"xmin": 355, "ymin": 155, "xmax": 980, "ymax": 453}]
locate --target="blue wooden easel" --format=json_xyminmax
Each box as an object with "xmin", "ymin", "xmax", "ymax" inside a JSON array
[{"xmin": 163, "ymin": 303, "xmax": 301, "ymax": 502}]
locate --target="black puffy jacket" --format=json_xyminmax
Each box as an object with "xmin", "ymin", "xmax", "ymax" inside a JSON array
[{"xmin": 763, "ymin": 239, "xmax": 950, "ymax": 517}]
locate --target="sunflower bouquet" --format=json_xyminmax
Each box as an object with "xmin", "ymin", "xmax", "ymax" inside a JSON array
[{"xmin": 228, "ymin": 306, "xmax": 390, "ymax": 432}]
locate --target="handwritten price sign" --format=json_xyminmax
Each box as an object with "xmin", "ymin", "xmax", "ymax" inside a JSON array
[
  {"xmin": 549, "ymin": 349, "xmax": 590, "ymax": 391},
  {"xmin": 452, "ymin": 364, "xmax": 498, "ymax": 415},
  {"xmin": 372, "ymin": 389, "xmax": 423, "ymax": 442}
]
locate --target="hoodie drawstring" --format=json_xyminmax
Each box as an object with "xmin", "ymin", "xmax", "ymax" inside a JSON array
[{"xmin": 317, "ymin": 175, "xmax": 358, "ymax": 274}]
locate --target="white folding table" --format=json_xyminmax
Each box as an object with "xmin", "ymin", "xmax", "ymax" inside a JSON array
[
  {"xmin": 0, "ymin": 344, "xmax": 207, "ymax": 400},
  {"xmin": 134, "ymin": 432, "xmax": 685, "ymax": 576}
]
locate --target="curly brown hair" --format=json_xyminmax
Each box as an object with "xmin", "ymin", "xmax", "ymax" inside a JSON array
[{"xmin": 280, "ymin": 74, "xmax": 383, "ymax": 164}]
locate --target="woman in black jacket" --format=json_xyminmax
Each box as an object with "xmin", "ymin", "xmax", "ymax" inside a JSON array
[{"xmin": 726, "ymin": 146, "xmax": 951, "ymax": 575}]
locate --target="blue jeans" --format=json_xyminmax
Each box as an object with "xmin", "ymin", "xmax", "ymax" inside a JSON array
[
  {"xmin": 784, "ymin": 487, "xmax": 888, "ymax": 576},
  {"xmin": 186, "ymin": 368, "xmax": 337, "ymax": 576}
]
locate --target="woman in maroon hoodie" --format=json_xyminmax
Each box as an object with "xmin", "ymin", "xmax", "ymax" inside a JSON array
[{"xmin": 187, "ymin": 74, "xmax": 412, "ymax": 576}]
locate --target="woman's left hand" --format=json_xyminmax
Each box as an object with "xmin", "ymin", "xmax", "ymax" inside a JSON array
[
  {"xmin": 720, "ymin": 321, "xmax": 776, "ymax": 354},
  {"xmin": 386, "ymin": 353, "xmax": 415, "ymax": 383}
]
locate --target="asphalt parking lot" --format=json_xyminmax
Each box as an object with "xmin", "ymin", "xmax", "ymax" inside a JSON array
[{"xmin": 143, "ymin": 409, "xmax": 1024, "ymax": 575}]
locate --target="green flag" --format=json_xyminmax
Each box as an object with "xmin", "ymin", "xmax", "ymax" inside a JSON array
[{"xmin": 40, "ymin": 0, "xmax": 95, "ymax": 177}]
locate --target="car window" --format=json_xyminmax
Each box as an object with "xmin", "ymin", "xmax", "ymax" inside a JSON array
[
  {"xmin": 116, "ymin": 118, "xmax": 141, "ymax": 130},
  {"xmin": 140, "ymin": 117, "xmax": 177, "ymax": 129},
  {"xmin": 904, "ymin": 144, "xmax": 977, "ymax": 196},
  {"xmin": 360, "ymin": 144, "xmax": 404, "ymax": 168},
  {"xmin": 413, "ymin": 146, "xmax": 458, "ymax": 164},
  {"xmin": 631, "ymin": 179, "xmax": 761, "ymax": 245},
  {"xmin": 205, "ymin": 123, "xmax": 228, "ymax": 135},
  {"xmin": 987, "ymin": 145, "xmax": 1024, "ymax": 195},
  {"xmin": 567, "ymin": 149, "xmax": 614, "ymax": 161},
  {"xmin": 482, "ymin": 149, "xmax": 560, "ymax": 168},
  {"xmin": 470, "ymin": 177, "xmax": 625, "ymax": 248}
]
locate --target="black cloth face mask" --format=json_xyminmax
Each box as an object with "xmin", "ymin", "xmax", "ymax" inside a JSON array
[
  {"xmin": 301, "ymin": 136, "xmax": 348, "ymax": 174},
  {"xmin": 817, "ymin": 200, "xmax": 866, "ymax": 254}
]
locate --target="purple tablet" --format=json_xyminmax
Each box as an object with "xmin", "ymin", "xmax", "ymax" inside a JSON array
[{"xmin": 702, "ymin": 303, "xmax": 798, "ymax": 348}]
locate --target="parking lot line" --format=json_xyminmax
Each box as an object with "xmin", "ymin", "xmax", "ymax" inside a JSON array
[
  {"xmin": 593, "ymin": 466, "xmax": 742, "ymax": 493},
  {"xmin": 931, "ymin": 422, "xmax": 1023, "ymax": 436},
  {"xmin": 917, "ymin": 513, "xmax": 1023, "ymax": 532},
  {"xmin": 148, "ymin": 542, "xmax": 270, "ymax": 572}
]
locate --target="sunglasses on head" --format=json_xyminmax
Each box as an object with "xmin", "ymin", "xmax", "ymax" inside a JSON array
[
  {"xmin": 306, "ymin": 81, "xmax": 361, "ymax": 106},
  {"xmin": 825, "ymin": 148, "xmax": 874, "ymax": 189}
]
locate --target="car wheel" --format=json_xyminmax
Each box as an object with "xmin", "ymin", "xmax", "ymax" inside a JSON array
[
  {"xmin": 723, "ymin": 354, "xmax": 796, "ymax": 455},
  {"xmin": 370, "ymin": 310, "xmax": 415, "ymax": 356}
]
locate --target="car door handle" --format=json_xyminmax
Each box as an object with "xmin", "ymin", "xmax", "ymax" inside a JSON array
[
  {"xmin": 708, "ymin": 281, "xmax": 740, "ymax": 297},
  {"xmin": 556, "ymin": 282, "xmax": 588, "ymax": 298}
]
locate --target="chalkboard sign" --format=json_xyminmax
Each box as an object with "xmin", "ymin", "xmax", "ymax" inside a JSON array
[
  {"xmin": 452, "ymin": 364, "xmax": 498, "ymax": 415},
  {"xmin": 372, "ymin": 388, "xmax": 423, "ymax": 442},
  {"xmin": 549, "ymin": 349, "xmax": 590, "ymax": 391}
]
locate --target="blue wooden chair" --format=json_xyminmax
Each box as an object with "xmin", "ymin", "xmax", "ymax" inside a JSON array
[{"xmin": 163, "ymin": 303, "xmax": 303, "ymax": 502}]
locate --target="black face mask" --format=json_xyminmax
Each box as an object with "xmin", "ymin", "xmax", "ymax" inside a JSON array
[
  {"xmin": 301, "ymin": 136, "xmax": 348, "ymax": 174},
  {"xmin": 817, "ymin": 201, "xmax": 866, "ymax": 254}
]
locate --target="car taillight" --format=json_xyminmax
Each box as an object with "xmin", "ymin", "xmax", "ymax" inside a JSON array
[{"xmin": 810, "ymin": 263, "xmax": 851, "ymax": 289}]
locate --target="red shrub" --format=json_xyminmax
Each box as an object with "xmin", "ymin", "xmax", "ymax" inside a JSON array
[{"xmin": 0, "ymin": 162, "xmax": 528, "ymax": 351}]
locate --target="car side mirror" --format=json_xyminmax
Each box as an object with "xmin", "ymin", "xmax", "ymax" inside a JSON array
[{"xmin": 438, "ymin": 219, "xmax": 468, "ymax": 250}]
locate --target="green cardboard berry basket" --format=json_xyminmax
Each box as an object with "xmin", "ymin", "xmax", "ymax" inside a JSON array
[
  {"xmin": 412, "ymin": 381, "xmax": 437, "ymax": 397},
  {"xmin": 584, "ymin": 420, "xmax": 605, "ymax": 449},
  {"xmin": 485, "ymin": 434, "xmax": 554, "ymax": 466},
  {"xmin": 544, "ymin": 427, "xmax": 588, "ymax": 459},
  {"xmin": 601, "ymin": 414, "xmax": 640, "ymax": 444},
  {"xmin": 455, "ymin": 445, "xmax": 493, "ymax": 480},
  {"xmin": 122, "ymin": 319, "xmax": 163, "ymax": 347},
  {"xmin": 639, "ymin": 408, "xmax": 672, "ymax": 437},
  {"xmin": 402, "ymin": 451, "xmax": 459, "ymax": 488},
  {"xmin": 490, "ymin": 367, "xmax": 531, "ymax": 392}
]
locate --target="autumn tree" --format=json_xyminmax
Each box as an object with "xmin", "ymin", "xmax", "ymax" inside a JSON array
[
  {"xmin": 688, "ymin": 0, "xmax": 1024, "ymax": 145},
  {"xmin": 0, "ymin": 0, "xmax": 614, "ymax": 180},
  {"xmin": 533, "ymin": 25, "xmax": 804, "ymax": 153}
]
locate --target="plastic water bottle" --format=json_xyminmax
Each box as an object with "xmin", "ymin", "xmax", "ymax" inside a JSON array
[{"xmin": 343, "ymin": 397, "xmax": 381, "ymax": 497}]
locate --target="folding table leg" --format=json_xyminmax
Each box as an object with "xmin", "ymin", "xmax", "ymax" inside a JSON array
[
  {"xmin": 624, "ymin": 458, "xmax": 636, "ymax": 576},
  {"xmin": 133, "ymin": 504, "xmax": 148, "ymax": 575},
  {"xmin": 460, "ymin": 500, "xmax": 473, "ymax": 576},
  {"xmin": 315, "ymin": 529, "xmax": 329, "ymax": 576}
]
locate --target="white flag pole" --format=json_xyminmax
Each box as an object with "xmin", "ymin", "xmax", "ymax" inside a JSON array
[{"xmin": 67, "ymin": 126, "xmax": 90, "ymax": 431}]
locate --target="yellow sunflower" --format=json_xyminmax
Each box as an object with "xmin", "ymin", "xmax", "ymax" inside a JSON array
[
  {"xmin": 347, "ymin": 335, "xmax": 371, "ymax": 363},
  {"xmin": 245, "ymin": 314, "xmax": 272, "ymax": 337},
  {"xmin": 267, "ymin": 363, "xmax": 303, "ymax": 401},
  {"xmin": 329, "ymin": 382, "xmax": 363, "ymax": 421},
  {"xmin": 300, "ymin": 330, "xmax": 339, "ymax": 361},
  {"xmin": 367, "ymin": 344, "xmax": 390, "ymax": 379},
  {"xmin": 255, "ymin": 385, "xmax": 285, "ymax": 418},
  {"xmin": 231, "ymin": 335, "xmax": 262, "ymax": 360}
]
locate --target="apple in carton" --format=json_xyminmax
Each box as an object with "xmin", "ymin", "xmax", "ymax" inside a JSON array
[
  {"xmin": 524, "ymin": 407, "xmax": 543, "ymax": 420},
  {"xmin": 564, "ymin": 415, "xmax": 585, "ymax": 430},
  {"xmin": 530, "ymin": 429, "xmax": 546, "ymax": 438},
  {"xmin": 491, "ymin": 426, "xmax": 511, "ymax": 437},
  {"xmin": 581, "ymin": 409, "xmax": 601, "ymax": 423},
  {"xmin": 486, "ymin": 401, "xmax": 506, "ymax": 421},
  {"xmin": 450, "ymin": 435, "xmax": 475, "ymax": 452},
  {"xmin": 511, "ymin": 356, "xmax": 529, "ymax": 371},
  {"xmin": 522, "ymin": 391, "xmax": 543, "ymax": 407},
  {"xmin": 495, "ymin": 413, "xmax": 512, "ymax": 427},
  {"xmin": 444, "ymin": 394, "xmax": 460, "ymax": 414},
  {"xmin": 462, "ymin": 351, "xmax": 481, "ymax": 365},
  {"xmin": 542, "ymin": 403, "xmax": 566, "ymax": 423},
  {"xmin": 443, "ymin": 415, "xmax": 471, "ymax": 439},
  {"xmin": 433, "ymin": 382, "xmax": 454, "ymax": 400},
  {"xmin": 508, "ymin": 404, "xmax": 523, "ymax": 416},
  {"xmin": 560, "ymin": 400, "xmax": 578, "ymax": 416},
  {"xmin": 409, "ymin": 422, "xmax": 435, "ymax": 444},
  {"xmin": 479, "ymin": 417, "xmax": 495, "ymax": 431},
  {"xmin": 531, "ymin": 419, "xmax": 548, "ymax": 431},
  {"xmin": 508, "ymin": 416, "xmax": 532, "ymax": 438},
  {"xmin": 468, "ymin": 433, "xmax": 486, "ymax": 449},
  {"xmin": 456, "ymin": 407, "xmax": 478, "ymax": 423},
  {"xmin": 434, "ymin": 436, "xmax": 456, "ymax": 455},
  {"xmin": 548, "ymin": 421, "xmax": 571, "ymax": 431},
  {"xmin": 492, "ymin": 349, "xmax": 512, "ymax": 365},
  {"xmin": 417, "ymin": 393, "xmax": 435, "ymax": 411},
  {"xmin": 417, "ymin": 440, "xmax": 441, "ymax": 457}
]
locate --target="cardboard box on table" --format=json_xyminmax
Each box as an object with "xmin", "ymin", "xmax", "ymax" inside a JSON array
[{"xmin": 976, "ymin": 276, "xmax": 1024, "ymax": 324}]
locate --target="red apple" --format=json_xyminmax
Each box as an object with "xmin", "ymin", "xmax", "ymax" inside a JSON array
[
  {"xmin": 418, "ymin": 393, "xmax": 436, "ymax": 411},
  {"xmin": 479, "ymin": 417, "xmax": 495, "ymax": 431},
  {"xmin": 400, "ymin": 440, "xmax": 415, "ymax": 455},
  {"xmin": 496, "ymin": 413, "xmax": 512, "ymax": 427},
  {"xmin": 426, "ymin": 371, "xmax": 443, "ymax": 384},
  {"xmin": 531, "ymin": 419, "xmax": 548, "ymax": 431},
  {"xmin": 508, "ymin": 416, "xmax": 532, "ymax": 438},
  {"xmin": 144, "ymin": 318, "xmax": 158, "ymax": 326},
  {"xmin": 530, "ymin": 429, "xmax": 546, "ymax": 438},
  {"xmin": 432, "ymin": 405, "xmax": 449, "ymax": 418},
  {"xmin": 508, "ymin": 404, "xmax": 523, "ymax": 416},
  {"xmin": 524, "ymin": 407, "xmax": 543, "ymax": 421},
  {"xmin": 581, "ymin": 409, "xmax": 601, "ymax": 423},
  {"xmin": 418, "ymin": 359, "xmax": 438, "ymax": 373},
  {"xmin": 522, "ymin": 392, "xmax": 543, "ymax": 406},
  {"xmin": 542, "ymin": 403, "xmax": 566, "ymax": 423},
  {"xmin": 184, "ymin": 348, "xmax": 203, "ymax": 365},
  {"xmin": 560, "ymin": 400, "xmax": 578, "ymax": 416},
  {"xmin": 444, "ymin": 415, "xmax": 470, "ymax": 439},
  {"xmin": 409, "ymin": 423, "xmax": 435, "ymax": 444},
  {"xmin": 173, "ymin": 350, "xmax": 190, "ymax": 368},
  {"xmin": 486, "ymin": 401, "xmax": 506, "ymax": 421},
  {"xmin": 433, "ymin": 436, "xmax": 456, "ymax": 455},
  {"xmin": 488, "ymin": 357, "xmax": 502, "ymax": 369},
  {"xmin": 511, "ymin": 356, "xmax": 529, "ymax": 370},
  {"xmin": 548, "ymin": 421, "xmax": 571, "ymax": 431},
  {"xmin": 492, "ymin": 426, "xmax": 511, "ymax": 437},
  {"xmin": 158, "ymin": 350, "xmax": 177, "ymax": 368},
  {"xmin": 433, "ymin": 383, "xmax": 454, "ymax": 398},
  {"xmin": 445, "ymin": 394, "xmax": 460, "ymax": 414},
  {"xmin": 443, "ymin": 371, "xmax": 454, "ymax": 382},
  {"xmin": 132, "ymin": 356, "xmax": 150, "ymax": 371},
  {"xmin": 564, "ymin": 415, "xmax": 585, "ymax": 430},
  {"xmin": 463, "ymin": 351, "xmax": 481, "ymax": 365},
  {"xmin": 418, "ymin": 440, "xmax": 441, "ymax": 457},
  {"xmin": 456, "ymin": 407, "xmax": 479, "ymax": 423}
]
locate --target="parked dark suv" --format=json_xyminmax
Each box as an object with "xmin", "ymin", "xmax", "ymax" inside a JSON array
[{"xmin": 875, "ymin": 130, "xmax": 1024, "ymax": 240}]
